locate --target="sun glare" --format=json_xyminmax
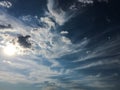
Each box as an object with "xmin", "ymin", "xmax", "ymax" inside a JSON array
[{"xmin": 4, "ymin": 44, "xmax": 17, "ymax": 56}]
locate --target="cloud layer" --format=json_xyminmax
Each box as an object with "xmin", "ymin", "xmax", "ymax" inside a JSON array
[{"xmin": 0, "ymin": 0, "xmax": 119, "ymax": 90}]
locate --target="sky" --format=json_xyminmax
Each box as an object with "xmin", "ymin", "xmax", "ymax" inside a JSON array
[{"xmin": 0, "ymin": 0, "xmax": 120, "ymax": 90}]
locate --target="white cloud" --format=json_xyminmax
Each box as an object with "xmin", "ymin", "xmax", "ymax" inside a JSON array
[
  {"xmin": 47, "ymin": 0, "xmax": 73, "ymax": 25},
  {"xmin": 58, "ymin": 72, "xmax": 116, "ymax": 90},
  {"xmin": 0, "ymin": 1, "xmax": 116, "ymax": 89},
  {"xmin": 74, "ymin": 59, "xmax": 120, "ymax": 70},
  {"xmin": 0, "ymin": 55, "xmax": 63, "ymax": 84},
  {"xmin": 60, "ymin": 31, "xmax": 69, "ymax": 35},
  {"xmin": 0, "ymin": 8, "xmax": 80, "ymax": 84},
  {"xmin": 78, "ymin": 0, "xmax": 94, "ymax": 4},
  {"xmin": 73, "ymin": 36, "xmax": 120, "ymax": 63},
  {"xmin": 0, "ymin": 10, "xmax": 62, "ymax": 84},
  {"xmin": 0, "ymin": 71, "xmax": 30, "ymax": 84},
  {"xmin": 40, "ymin": 17, "xmax": 55, "ymax": 28},
  {"xmin": 0, "ymin": 1, "xmax": 12, "ymax": 8},
  {"xmin": 0, "ymin": 11, "xmax": 89, "ymax": 89},
  {"xmin": 0, "ymin": 5, "xmax": 118, "ymax": 90}
]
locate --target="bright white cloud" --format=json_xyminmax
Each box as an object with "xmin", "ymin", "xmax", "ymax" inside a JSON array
[{"xmin": 60, "ymin": 31, "xmax": 69, "ymax": 35}]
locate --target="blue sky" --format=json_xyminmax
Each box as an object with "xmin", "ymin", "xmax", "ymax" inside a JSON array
[{"xmin": 0, "ymin": 0, "xmax": 120, "ymax": 90}]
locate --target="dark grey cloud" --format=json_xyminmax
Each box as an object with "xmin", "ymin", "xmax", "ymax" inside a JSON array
[
  {"xmin": 17, "ymin": 35, "xmax": 31, "ymax": 48},
  {"xmin": 0, "ymin": 24, "xmax": 12, "ymax": 29}
]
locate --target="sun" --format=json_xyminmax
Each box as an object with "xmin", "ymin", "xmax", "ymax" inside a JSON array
[{"xmin": 4, "ymin": 44, "xmax": 17, "ymax": 56}]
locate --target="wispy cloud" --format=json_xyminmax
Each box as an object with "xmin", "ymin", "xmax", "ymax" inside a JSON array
[
  {"xmin": 46, "ymin": 0, "xmax": 74, "ymax": 25},
  {"xmin": 74, "ymin": 59, "xmax": 120, "ymax": 70}
]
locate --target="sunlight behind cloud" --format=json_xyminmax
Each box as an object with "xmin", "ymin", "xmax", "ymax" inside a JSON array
[{"xmin": 4, "ymin": 44, "xmax": 17, "ymax": 56}]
